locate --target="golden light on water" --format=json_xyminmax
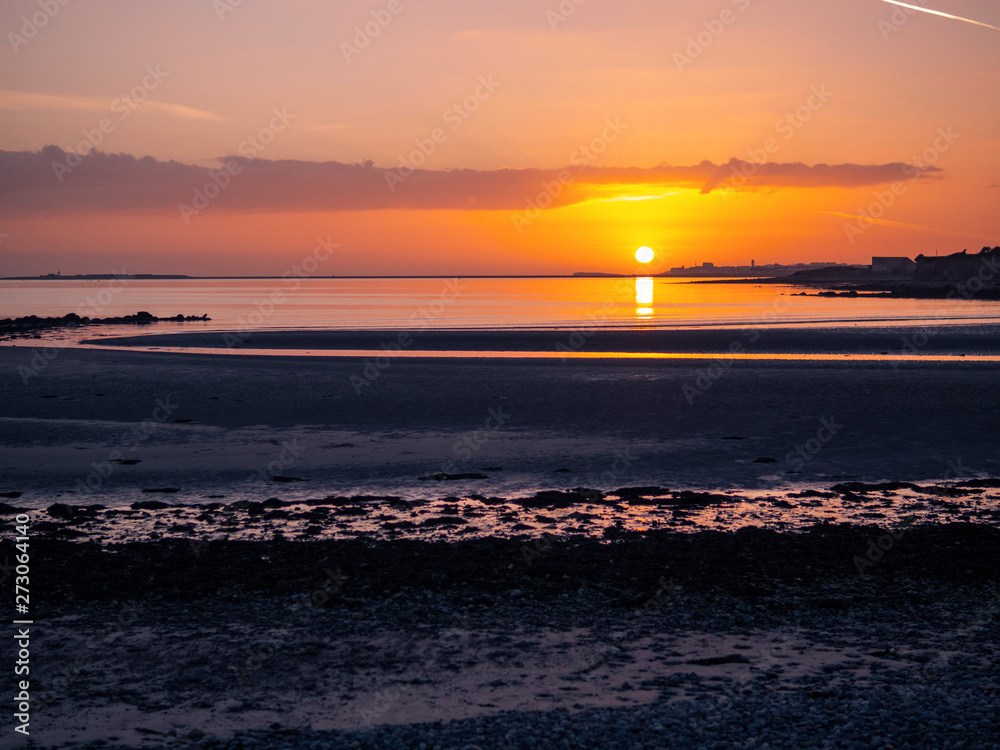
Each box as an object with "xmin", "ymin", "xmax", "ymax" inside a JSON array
[{"xmin": 635, "ymin": 276, "xmax": 654, "ymax": 316}]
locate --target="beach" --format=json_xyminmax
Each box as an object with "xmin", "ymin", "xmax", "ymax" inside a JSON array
[
  {"xmin": 8, "ymin": 0, "xmax": 1000, "ymax": 744},
  {"xmin": 3, "ymin": 329, "xmax": 1000, "ymax": 748},
  {"xmin": 25, "ymin": 528, "xmax": 1000, "ymax": 748},
  {"xmin": 4, "ymin": 329, "xmax": 1000, "ymax": 508}
]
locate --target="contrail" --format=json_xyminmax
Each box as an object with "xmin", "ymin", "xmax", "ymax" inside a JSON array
[{"xmin": 881, "ymin": 0, "xmax": 1000, "ymax": 31}]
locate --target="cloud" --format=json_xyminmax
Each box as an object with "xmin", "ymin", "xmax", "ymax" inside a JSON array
[
  {"xmin": 0, "ymin": 91, "xmax": 222, "ymax": 121},
  {"xmin": 0, "ymin": 147, "xmax": 942, "ymax": 215}
]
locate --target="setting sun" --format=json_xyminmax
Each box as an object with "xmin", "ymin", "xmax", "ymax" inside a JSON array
[{"xmin": 635, "ymin": 246, "xmax": 655, "ymax": 264}]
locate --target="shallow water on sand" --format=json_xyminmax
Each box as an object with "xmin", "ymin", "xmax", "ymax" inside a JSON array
[{"xmin": 5, "ymin": 276, "xmax": 1000, "ymax": 333}]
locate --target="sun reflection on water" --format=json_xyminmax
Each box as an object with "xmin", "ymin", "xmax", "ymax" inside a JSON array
[{"xmin": 635, "ymin": 276, "xmax": 653, "ymax": 317}]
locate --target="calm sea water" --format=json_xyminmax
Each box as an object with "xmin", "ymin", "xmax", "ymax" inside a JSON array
[{"xmin": 2, "ymin": 277, "xmax": 1000, "ymax": 335}]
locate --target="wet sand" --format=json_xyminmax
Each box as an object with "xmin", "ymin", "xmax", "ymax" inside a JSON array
[
  {"xmin": 2, "ymin": 337, "xmax": 1000, "ymax": 504},
  {"xmin": 85, "ymin": 323, "xmax": 1000, "ymax": 354},
  {"xmin": 4, "ymin": 330, "xmax": 1000, "ymax": 748}
]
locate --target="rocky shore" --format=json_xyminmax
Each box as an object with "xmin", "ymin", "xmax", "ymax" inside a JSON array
[
  {"xmin": 0, "ymin": 312, "xmax": 210, "ymax": 339},
  {"xmin": 27, "ymin": 524, "xmax": 1000, "ymax": 749}
]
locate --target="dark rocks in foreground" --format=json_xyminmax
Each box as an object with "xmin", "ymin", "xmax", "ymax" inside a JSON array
[{"xmin": 29, "ymin": 523, "xmax": 1000, "ymax": 606}]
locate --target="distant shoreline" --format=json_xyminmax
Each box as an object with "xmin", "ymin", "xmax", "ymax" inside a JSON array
[
  {"xmin": 0, "ymin": 272, "xmax": 842, "ymax": 281},
  {"xmin": 0, "ymin": 274, "xmax": 771, "ymax": 281}
]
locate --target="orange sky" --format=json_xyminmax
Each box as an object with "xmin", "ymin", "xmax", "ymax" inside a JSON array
[{"xmin": 0, "ymin": 0, "xmax": 998, "ymax": 275}]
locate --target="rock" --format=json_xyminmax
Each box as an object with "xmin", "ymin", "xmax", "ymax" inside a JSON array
[
  {"xmin": 686, "ymin": 654, "xmax": 752, "ymax": 666},
  {"xmin": 47, "ymin": 503, "xmax": 77, "ymax": 519},
  {"xmin": 669, "ymin": 491, "xmax": 741, "ymax": 506},
  {"xmin": 831, "ymin": 481, "xmax": 919, "ymax": 493},
  {"xmin": 421, "ymin": 516, "xmax": 467, "ymax": 526},
  {"xmin": 517, "ymin": 490, "xmax": 599, "ymax": 508}
]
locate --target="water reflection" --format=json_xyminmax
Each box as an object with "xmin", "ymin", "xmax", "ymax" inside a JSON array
[{"xmin": 635, "ymin": 276, "xmax": 653, "ymax": 316}]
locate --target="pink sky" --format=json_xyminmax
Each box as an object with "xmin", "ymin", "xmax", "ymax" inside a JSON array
[{"xmin": 0, "ymin": 0, "xmax": 997, "ymax": 275}]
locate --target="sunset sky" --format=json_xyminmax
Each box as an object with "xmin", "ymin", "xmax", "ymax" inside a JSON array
[{"xmin": 0, "ymin": 0, "xmax": 998, "ymax": 276}]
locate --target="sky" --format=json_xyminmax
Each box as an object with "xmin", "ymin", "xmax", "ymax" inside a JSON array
[{"xmin": 0, "ymin": 0, "xmax": 998, "ymax": 276}]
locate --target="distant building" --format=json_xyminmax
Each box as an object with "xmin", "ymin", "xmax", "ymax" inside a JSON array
[{"xmin": 871, "ymin": 257, "xmax": 916, "ymax": 276}]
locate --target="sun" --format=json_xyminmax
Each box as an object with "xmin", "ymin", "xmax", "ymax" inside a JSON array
[{"xmin": 635, "ymin": 246, "xmax": 654, "ymax": 263}]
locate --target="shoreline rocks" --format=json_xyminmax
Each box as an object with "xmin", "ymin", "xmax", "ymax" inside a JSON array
[{"xmin": 0, "ymin": 311, "xmax": 210, "ymax": 337}]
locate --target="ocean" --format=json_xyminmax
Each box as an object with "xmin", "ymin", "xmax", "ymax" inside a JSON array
[{"xmin": 3, "ymin": 276, "xmax": 1000, "ymax": 340}]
